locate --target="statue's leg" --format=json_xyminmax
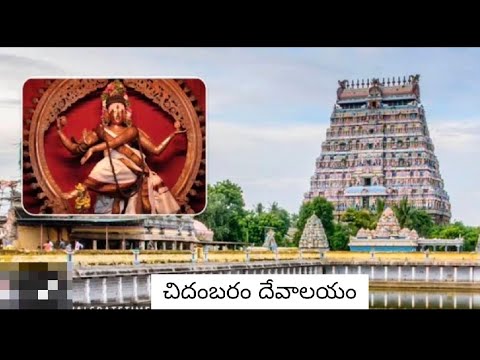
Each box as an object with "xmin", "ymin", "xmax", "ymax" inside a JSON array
[
  {"xmin": 141, "ymin": 177, "xmax": 151, "ymax": 213},
  {"xmin": 112, "ymin": 197, "xmax": 121, "ymax": 214}
]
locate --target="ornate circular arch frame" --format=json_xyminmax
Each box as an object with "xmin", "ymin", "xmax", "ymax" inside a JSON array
[{"xmin": 24, "ymin": 78, "xmax": 206, "ymax": 215}]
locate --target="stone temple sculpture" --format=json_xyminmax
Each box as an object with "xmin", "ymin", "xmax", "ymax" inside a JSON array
[
  {"xmin": 299, "ymin": 214, "xmax": 329, "ymax": 250},
  {"xmin": 263, "ymin": 228, "xmax": 277, "ymax": 250}
]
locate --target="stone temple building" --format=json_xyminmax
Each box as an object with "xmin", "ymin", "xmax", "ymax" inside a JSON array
[
  {"xmin": 0, "ymin": 182, "xmax": 216, "ymax": 251},
  {"xmin": 348, "ymin": 207, "xmax": 419, "ymax": 252},
  {"xmin": 299, "ymin": 214, "xmax": 329, "ymax": 250},
  {"xmin": 304, "ymin": 75, "xmax": 451, "ymax": 224},
  {"xmin": 348, "ymin": 207, "xmax": 463, "ymax": 252}
]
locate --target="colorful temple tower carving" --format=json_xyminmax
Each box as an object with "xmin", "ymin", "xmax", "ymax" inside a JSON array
[{"xmin": 304, "ymin": 75, "xmax": 451, "ymax": 223}]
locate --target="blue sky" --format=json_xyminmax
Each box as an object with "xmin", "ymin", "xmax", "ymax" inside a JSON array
[{"xmin": 0, "ymin": 47, "xmax": 478, "ymax": 225}]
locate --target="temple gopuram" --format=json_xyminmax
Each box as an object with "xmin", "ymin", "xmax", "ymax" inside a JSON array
[{"xmin": 304, "ymin": 75, "xmax": 451, "ymax": 223}]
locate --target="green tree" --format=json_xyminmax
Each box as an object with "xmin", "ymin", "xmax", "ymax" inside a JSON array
[
  {"xmin": 197, "ymin": 180, "xmax": 246, "ymax": 242},
  {"xmin": 258, "ymin": 212, "xmax": 287, "ymax": 246},
  {"xmin": 270, "ymin": 202, "xmax": 279, "ymax": 213},
  {"xmin": 430, "ymin": 222, "xmax": 480, "ymax": 251},
  {"xmin": 213, "ymin": 180, "xmax": 245, "ymax": 209},
  {"xmin": 290, "ymin": 213, "xmax": 299, "ymax": 228},
  {"xmin": 239, "ymin": 211, "xmax": 261, "ymax": 245},
  {"xmin": 198, "ymin": 190, "xmax": 229, "ymax": 241},
  {"xmin": 330, "ymin": 222, "xmax": 351, "ymax": 250},
  {"xmin": 240, "ymin": 203, "xmax": 291, "ymax": 246},
  {"xmin": 268, "ymin": 202, "xmax": 291, "ymax": 246},
  {"xmin": 294, "ymin": 197, "xmax": 334, "ymax": 245},
  {"xmin": 392, "ymin": 197, "xmax": 413, "ymax": 228},
  {"xmin": 341, "ymin": 208, "xmax": 376, "ymax": 235},
  {"xmin": 390, "ymin": 198, "xmax": 434, "ymax": 237},
  {"xmin": 375, "ymin": 198, "xmax": 385, "ymax": 219},
  {"xmin": 404, "ymin": 209, "xmax": 434, "ymax": 238},
  {"xmin": 255, "ymin": 203, "xmax": 264, "ymax": 214}
]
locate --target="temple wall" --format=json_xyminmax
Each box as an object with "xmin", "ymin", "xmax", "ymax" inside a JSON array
[
  {"xmin": 72, "ymin": 260, "xmax": 480, "ymax": 306},
  {"xmin": 350, "ymin": 246, "xmax": 416, "ymax": 252}
]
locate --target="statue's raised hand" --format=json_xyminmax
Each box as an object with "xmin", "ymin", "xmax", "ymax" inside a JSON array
[{"xmin": 80, "ymin": 148, "xmax": 94, "ymax": 165}]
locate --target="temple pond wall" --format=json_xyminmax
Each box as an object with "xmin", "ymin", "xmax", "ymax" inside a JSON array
[{"xmin": 73, "ymin": 259, "xmax": 480, "ymax": 305}]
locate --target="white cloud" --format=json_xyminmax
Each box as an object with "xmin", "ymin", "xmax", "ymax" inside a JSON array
[
  {"xmin": 423, "ymin": 119, "xmax": 480, "ymax": 226},
  {"xmin": 206, "ymin": 118, "xmax": 480, "ymax": 225},
  {"xmin": 429, "ymin": 119, "xmax": 480, "ymax": 153},
  {"xmin": 0, "ymin": 48, "xmax": 340, "ymax": 122},
  {"xmin": 428, "ymin": 120, "xmax": 479, "ymax": 224},
  {"xmin": 208, "ymin": 121, "xmax": 327, "ymax": 213},
  {"xmin": 0, "ymin": 53, "xmax": 67, "ymax": 100},
  {"xmin": 0, "ymin": 107, "xmax": 21, "ymax": 141},
  {"xmin": 0, "ymin": 48, "xmax": 479, "ymax": 226}
]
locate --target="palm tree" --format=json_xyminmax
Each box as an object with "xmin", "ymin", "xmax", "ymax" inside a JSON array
[
  {"xmin": 270, "ymin": 201, "xmax": 279, "ymax": 213},
  {"xmin": 375, "ymin": 198, "xmax": 386, "ymax": 219},
  {"xmin": 256, "ymin": 203, "xmax": 264, "ymax": 214},
  {"xmin": 393, "ymin": 197, "xmax": 413, "ymax": 228}
]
